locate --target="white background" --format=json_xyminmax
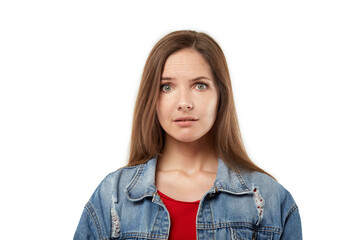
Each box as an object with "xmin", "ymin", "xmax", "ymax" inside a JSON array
[{"xmin": 1, "ymin": 1, "xmax": 359, "ymax": 239}]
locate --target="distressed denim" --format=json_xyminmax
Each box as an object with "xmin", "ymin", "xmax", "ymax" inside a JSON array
[{"xmin": 74, "ymin": 156, "xmax": 302, "ymax": 239}]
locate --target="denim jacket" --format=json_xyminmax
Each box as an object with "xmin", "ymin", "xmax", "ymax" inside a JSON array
[{"xmin": 74, "ymin": 156, "xmax": 302, "ymax": 239}]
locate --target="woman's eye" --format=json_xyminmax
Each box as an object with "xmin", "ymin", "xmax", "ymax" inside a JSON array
[
  {"xmin": 160, "ymin": 82, "xmax": 208, "ymax": 92},
  {"xmin": 160, "ymin": 84, "xmax": 172, "ymax": 92},
  {"xmin": 196, "ymin": 82, "xmax": 208, "ymax": 90}
]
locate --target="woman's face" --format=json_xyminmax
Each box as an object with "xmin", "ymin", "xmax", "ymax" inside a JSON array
[{"xmin": 156, "ymin": 48, "xmax": 219, "ymax": 143}]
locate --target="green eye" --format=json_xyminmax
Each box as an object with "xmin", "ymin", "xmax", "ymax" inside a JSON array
[
  {"xmin": 196, "ymin": 83, "xmax": 207, "ymax": 90},
  {"xmin": 160, "ymin": 82, "xmax": 208, "ymax": 92},
  {"xmin": 161, "ymin": 84, "xmax": 172, "ymax": 92}
]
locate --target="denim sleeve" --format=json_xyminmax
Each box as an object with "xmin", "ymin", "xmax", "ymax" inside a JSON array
[
  {"xmin": 280, "ymin": 204, "xmax": 302, "ymax": 240},
  {"xmin": 73, "ymin": 202, "xmax": 102, "ymax": 240}
]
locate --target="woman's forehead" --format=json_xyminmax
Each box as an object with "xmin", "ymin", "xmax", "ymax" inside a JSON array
[{"xmin": 162, "ymin": 49, "xmax": 213, "ymax": 79}]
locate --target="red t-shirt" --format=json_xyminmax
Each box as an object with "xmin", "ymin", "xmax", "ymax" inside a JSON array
[{"xmin": 157, "ymin": 190, "xmax": 200, "ymax": 240}]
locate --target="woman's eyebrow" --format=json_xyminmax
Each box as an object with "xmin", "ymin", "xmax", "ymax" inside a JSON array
[{"xmin": 160, "ymin": 76, "xmax": 212, "ymax": 82}]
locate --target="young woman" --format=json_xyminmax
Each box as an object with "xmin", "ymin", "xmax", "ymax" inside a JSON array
[{"xmin": 74, "ymin": 30, "xmax": 302, "ymax": 240}]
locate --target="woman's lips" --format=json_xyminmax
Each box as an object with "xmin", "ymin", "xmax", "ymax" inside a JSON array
[{"xmin": 174, "ymin": 119, "xmax": 198, "ymax": 127}]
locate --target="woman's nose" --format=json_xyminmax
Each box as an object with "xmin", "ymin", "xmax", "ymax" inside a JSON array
[
  {"xmin": 177, "ymin": 89, "xmax": 194, "ymax": 111},
  {"xmin": 177, "ymin": 101, "xmax": 193, "ymax": 111}
]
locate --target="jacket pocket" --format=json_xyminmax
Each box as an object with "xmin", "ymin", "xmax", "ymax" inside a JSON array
[
  {"xmin": 230, "ymin": 227, "xmax": 273, "ymax": 240},
  {"xmin": 111, "ymin": 234, "xmax": 167, "ymax": 240},
  {"xmin": 113, "ymin": 238, "xmax": 152, "ymax": 240}
]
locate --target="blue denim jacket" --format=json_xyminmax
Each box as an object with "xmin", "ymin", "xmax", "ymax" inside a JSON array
[{"xmin": 74, "ymin": 156, "xmax": 302, "ymax": 239}]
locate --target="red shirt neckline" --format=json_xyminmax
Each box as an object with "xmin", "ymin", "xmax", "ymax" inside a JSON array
[{"xmin": 157, "ymin": 190, "xmax": 200, "ymax": 204}]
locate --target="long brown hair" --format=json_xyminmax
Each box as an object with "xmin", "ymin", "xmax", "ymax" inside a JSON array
[{"xmin": 125, "ymin": 30, "xmax": 275, "ymax": 180}]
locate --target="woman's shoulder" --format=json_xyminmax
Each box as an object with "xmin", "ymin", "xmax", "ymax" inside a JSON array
[
  {"xmin": 239, "ymin": 168, "xmax": 298, "ymax": 211},
  {"xmin": 94, "ymin": 164, "xmax": 141, "ymax": 194},
  {"xmin": 75, "ymin": 164, "xmax": 143, "ymax": 239}
]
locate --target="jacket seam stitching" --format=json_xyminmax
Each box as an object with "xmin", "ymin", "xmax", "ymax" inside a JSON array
[
  {"xmin": 280, "ymin": 203, "xmax": 299, "ymax": 235},
  {"xmin": 208, "ymin": 199, "xmax": 215, "ymax": 240},
  {"xmin": 286, "ymin": 203, "xmax": 299, "ymax": 220},
  {"xmin": 197, "ymin": 222, "xmax": 280, "ymax": 233},
  {"xmin": 150, "ymin": 205, "xmax": 161, "ymax": 234},
  {"xmin": 285, "ymin": 203, "xmax": 299, "ymax": 226},
  {"xmin": 127, "ymin": 164, "xmax": 145, "ymax": 193},
  {"xmin": 85, "ymin": 201, "xmax": 104, "ymax": 240},
  {"xmin": 235, "ymin": 172, "xmax": 250, "ymax": 190},
  {"xmin": 119, "ymin": 232, "xmax": 167, "ymax": 238}
]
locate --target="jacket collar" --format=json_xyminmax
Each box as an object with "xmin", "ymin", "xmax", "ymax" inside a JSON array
[{"xmin": 124, "ymin": 155, "xmax": 252, "ymax": 202}]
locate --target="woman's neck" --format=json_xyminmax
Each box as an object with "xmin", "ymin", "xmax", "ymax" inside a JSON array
[{"xmin": 157, "ymin": 134, "xmax": 218, "ymax": 176}]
